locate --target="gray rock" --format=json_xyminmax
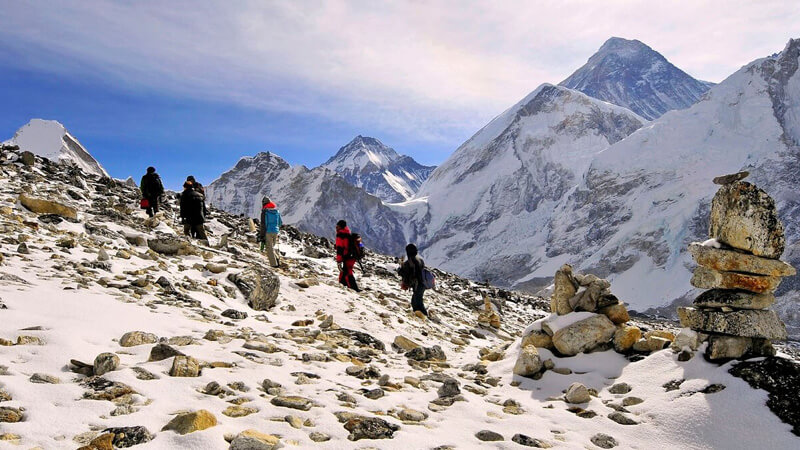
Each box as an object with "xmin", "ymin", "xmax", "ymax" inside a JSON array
[
  {"xmin": 270, "ymin": 395, "xmax": 313, "ymax": 411},
  {"xmin": 513, "ymin": 345, "xmax": 543, "ymax": 377},
  {"xmin": 120, "ymin": 331, "xmax": 158, "ymax": 347},
  {"xmin": 475, "ymin": 430, "xmax": 504, "ymax": 441},
  {"xmin": 552, "ymin": 314, "xmax": 616, "ymax": 356},
  {"xmin": 30, "ymin": 373, "xmax": 60, "ymax": 384},
  {"xmin": 551, "ymin": 264, "xmax": 577, "ymax": 315},
  {"xmin": 709, "ymin": 181, "xmax": 785, "ymax": 258},
  {"xmin": 344, "ymin": 416, "xmax": 400, "ymax": 441},
  {"xmin": 228, "ymin": 265, "xmax": 280, "ymax": 311},
  {"xmin": 397, "ymin": 408, "xmax": 427, "ymax": 422},
  {"xmin": 93, "ymin": 352, "xmax": 120, "ymax": 376},
  {"xmin": 512, "ymin": 434, "xmax": 552, "ymax": 448},
  {"xmin": 149, "ymin": 343, "xmax": 185, "ymax": 362},
  {"xmin": 362, "ymin": 388, "xmax": 385, "ymax": 400},
  {"xmin": 438, "ymin": 378, "xmax": 461, "ymax": 398},
  {"xmin": 565, "ymin": 382, "xmax": 591, "ymax": 404},
  {"xmin": 608, "ymin": 383, "xmax": 632, "ymax": 394},
  {"xmin": 100, "ymin": 426, "xmax": 154, "ymax": 447},
  {"xmin": 694, "ymin": 289, "xmax": 776, "ymax": 310},
  {"xmin": 309, "ymin": 432, "xmax": 331, "ymax": 442},
  {"xmin": 712, "ymin": 171, "xmax": 749, "ymax": 185},
  {"xmin": 405, "ymin": 345, "xmax": 446, "ymax": 361},
  {"xmin": 19, "ymin": 151, "xmax": 35, "ymax": 166},
  {"xmin": 590, "ymin": 433, "xmax": 619, "ymax": 448},
  {"xmin": 169, "ymin": 355, "xmax": 200, "ymax": 377},
  {"xmin": 607, "ymin": 412, "xmax": 638, "ymax": 425},
  {"xmin": 221, "ymin": 309, "xmax": 248, "ymax": 320},
  {"xmin": 147, "ymin": 236, "xmax": 196, "ymax": 256},
  {"xmin": 705, "ymin": 335, "xmax": 775, "ymax": 360},
  {"xmin": 678, "ymin": 307, "xmax": 787, "ymax": 340}
]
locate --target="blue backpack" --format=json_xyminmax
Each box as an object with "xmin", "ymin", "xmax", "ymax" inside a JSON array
[{"xmin": 421, "ymin": 268, "xmax": 436, "ymax": 289}]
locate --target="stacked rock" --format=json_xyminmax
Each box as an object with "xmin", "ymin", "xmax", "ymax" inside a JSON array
[{"xmin": 678, "ymin": 173, "xmax": 793, "ymax": 360}]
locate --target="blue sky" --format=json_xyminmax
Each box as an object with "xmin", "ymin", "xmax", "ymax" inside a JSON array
[{"xmin": 1, "ymin": 1, "xmax": 798, "ymax": 188}]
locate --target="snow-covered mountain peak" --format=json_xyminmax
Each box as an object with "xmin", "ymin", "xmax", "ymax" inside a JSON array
[
  {"xmin": 4, "ymin": 119, "xmax": 108, "ymax": 177},
  {"xmin": 324, "ymin": 135, "xmax": 400, "ymax": 170},
  {"xmin": 560, "ymin": 37, "xmax": 712, "ymax": 120}
]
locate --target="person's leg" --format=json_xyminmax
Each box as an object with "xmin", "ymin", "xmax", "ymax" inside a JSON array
[
  {"xmin": 183, "ymin": 223, "xmax": 191, "ymax": 236},
  {"xmin": 264, "ymin": 233, "xmax": 278, "ymax": 267},
  {"xmin": 194, "ymin": 224, "xmax": 208, "ymax": 240},
  {"xmin": 151, "ymin": 197, "xmax": 159, "ymax": 215},
  {"xmin": 345, "ymin": 259, "xmax": 359, "ymax": 291},
  {"xmin": 411, "ymin": 285, "xmax": 427, "ymax": 315}
]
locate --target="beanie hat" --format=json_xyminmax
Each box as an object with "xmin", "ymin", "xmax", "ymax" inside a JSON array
[
  {"xmin": 262, "ymin": 196, "xmax": 271, "ymax": 205},
  {"xmin": 183, "ymin": 181, "xmax": 193, "ymax": 189},
  {"xmin": 147, "ymin": 166, "xmax": 156, "ymax": 174}
]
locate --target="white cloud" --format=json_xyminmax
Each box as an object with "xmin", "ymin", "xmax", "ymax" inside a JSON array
[{"xmin": 1, "ymin": 0, "xmax": 798, "ymax": 142}]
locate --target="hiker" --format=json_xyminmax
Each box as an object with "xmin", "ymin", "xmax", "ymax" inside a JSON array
[
  {"xmin": 258, "ymin": 196, "xmax": 282, "ymax": 268},
  {"xmin": 179, "ymin": 181, "xmax": 208, "ymax": 241},
  {"xmin": 335, "ymin": 220, "xmax": 360, "ymax": 291},
  {"xmin": 186, "ymin": 175, "xmax": 209, "ymax": 215},
  {"xmin": 398, "ymin": 243, "xmax": 428, "ymax": 318},
  {"xmin": 140, "ymin": 166, "xmax": 164, "ymax": 217}
]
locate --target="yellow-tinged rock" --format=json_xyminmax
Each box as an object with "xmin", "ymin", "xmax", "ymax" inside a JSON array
[
  {"xmin": 521, "ymin": 329, "xmax": 553, "ymax": 350},
  {"xmin": 393, "ymin": 335, "xmax": 421, "ymax": 351},
  {"xmin": 644, "ymin": 330, "xmax": 675, "ymax": 341},
  {"xmin": 613, "ymin": 325, "xmax": 642, "ymax": 353},
  {"xmin": 161, "ymin": 409, "xmax": 217, "ymax": 435},
  {"xmin": 599, "ymin": 303, "xmax": 630, "ymax": 324},
  {"xmin": 18, "ymin": 194, "xmax": 77, "ymax": 220}
]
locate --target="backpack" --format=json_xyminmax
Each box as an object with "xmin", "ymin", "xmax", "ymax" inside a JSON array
[
  {"xmin": 421, "ymin": 268, "xmax": 436, "ymax": 289},
  {"xmin": 346, "ymin": 233, "xmax": 365, "ymax": 260}
]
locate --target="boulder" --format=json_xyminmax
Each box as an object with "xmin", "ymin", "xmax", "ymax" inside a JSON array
[
  {"xmin": 169, "ymin": 356, "xmax": 201, "ymax": 377},
  {"xmin": 475, "ymin": 430, "xmax": 504, "ymax": 441},
  {"xmin": 147, "ymin": 236, "xmax": 196, "ymax": 256},
  {"xmin": 392, "ymin": 335, "xmax": 420, "ymax": 352},
  {"xmin": 670, "ymin": 329, "xmax": 700, "ymax": 351},
  {"xmin": 689, "ymin": 243, "xmax": 795, "ymax": 277},
  {"xmin": 344, "ymin": 416, "xmax": 399, "ymax": 441},
  {"xmin": 100, "ymin": 426, "xmax": 154, "ymax": 448},
  {"xmin": 0, "ymin": 407, "xmax": 24, "ymax": 423},
  {"xmin": 228, "ymin": 265, "xmax": 280, "ymax": 311},
  {"xmin": 438, "ymin": 378, "xmax": 461, "ymax": 398},
  {"xmin": 599, "ymin": 303, "xmax": 630, "ymax": 324},
  {"xmin": 678, "ymin": 307, "xmax": 787, "ymax": 340},
  {"xmin": 521, "ymin": 328, "xmax": 553, "ymax": 350},
  {"xmin": 18, "ymin": 194, "xmax": 77, "ymax": 220},
  {"xmin": 93, "ymin": 352, "xmax": 120, "ymax": 376},
  {"xmin": 19, "ymin": 151, "xmax": 35, "ymax": 166},
  {"xmin": 709, "ymin": 181, "xmax": 785, "ymax": 258},
  {"xmin": 691, "ymin": 267, "xmax": 780, "ymax": 294},
  {"xmin": 229, "ymin": 430, "xmax": 281, "ymax": 450},
  {"xmin": 149, "ymin": 343, "xmax": 184, "ymax": 362},
  {"xmin": 552, "ymin": 314, "xmax": 616, "ymax": 356},
  {"xmin": 569, "ymin": 279, "xmax": 612, "ymax": 312},
  {"xmin": 270, "ymin": 395, "xmax": 313, "ymax": 411},
  {"xmin": 161, "ymin": 410, "xmax": 217, "ymax": 435},
  {"xmin": 693, "ymin": 289, "xmax": 775, "ymax": 310},
  {"xmin": 706, "ymin": 335, "xmax": 775, "ymax": 360},
  {"xmin": 565, "ymin": 382, "xmax": 591, "ymax": 404},
  {"xmin": 513, "ymin": 345, "xmax": 542, "ymax": 377},
  {"xmin": 120, "ymin": 331, "xmax": 158, "ymax": 347},
  {"xmin": 77, "ymin": 433, "xmax": 113, "ymax": 450},
  {"xmin": 550, "ymin": 265, "xmax": 577, "ymax": 315},
  {"xmin": 405, "ymin": 345, "xmax": 446, "ymax": 361}
]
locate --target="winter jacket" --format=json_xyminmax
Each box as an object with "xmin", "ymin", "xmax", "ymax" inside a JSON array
[
  {"xmin": 335, "ymin": 226, "xmax": 353, "ymax": 263},
  {"xmin": 399, "ymin": 255, "xmax": 425, "ymax": 289},
  {"xmin": 259, "ymin": 203, "xmax": 282, "ymax": 237},
  {"xmin": 179, "ymin": 188, "xmax": 206, "ymax": 225},
  {"xmin": 140, "ymin": 173, "xmax": 164, "ymax": 199}
]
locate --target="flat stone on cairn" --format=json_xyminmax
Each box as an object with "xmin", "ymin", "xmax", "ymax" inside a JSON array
[{"xmin": 678, "ymin": 173, "xmax": 792, "ymax": 360}]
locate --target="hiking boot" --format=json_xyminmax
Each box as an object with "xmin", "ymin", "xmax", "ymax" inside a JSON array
[{"xmin": 414, "ymin": 310, "xmax": 427, "ymax": 320}]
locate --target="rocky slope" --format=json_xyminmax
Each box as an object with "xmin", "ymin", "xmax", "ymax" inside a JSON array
[
  {"xmin": 1, "ymin": 140, "xmax": 799, "ymax": 449},
  {"xmin": 320, "ymin": 136, "xmax": 435, "ymax": 203},
  {"xmin": 2, "ymin": 119, "xmax": 108, "ymax": 177},
  {"xmin": 560, "ymin": 37, "xmax": 712, "ymax": 120},
  {"xmin": 205, "ymin": 152, "xmax": 407, "ymax": 256}
]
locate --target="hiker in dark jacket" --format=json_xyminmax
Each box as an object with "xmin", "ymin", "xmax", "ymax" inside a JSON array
[
  {"xmin": 179, "ymin": 181, "xmax": 207, "ymax": 240},
  {"xmin": 335, "ymin": 220, "xmax": 359, "ymax": 291},
  {"xmin": 398, "ymin": 243, "xmax": 428, "ymax": 318},
  {"xmin": 140, "ymin": 166, "xmax": 164, "ymax": 217},
  {"xmin": 258, "ymin": 196, "xmax": 282, "ymax": 268},
  {"xmin": 186, "ymin": 175, "xmax": 209, "ymax": 216}
]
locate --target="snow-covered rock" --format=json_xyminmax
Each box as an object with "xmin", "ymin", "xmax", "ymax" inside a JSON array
[
  {"xmin": 3, "ymin": 119, "xmax": 108, "ymax": 177},
  {"xmin": 560, "ymin": 37, "xmax": 712, "ymax": 120},
  {"xmin": 320, "ymin": 135, "xmax": 435, "ymax": 203}
]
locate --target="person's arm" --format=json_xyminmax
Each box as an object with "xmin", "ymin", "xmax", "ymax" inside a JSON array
[{"xmin": 258, "ymin": 209, "xmax": 266, "ymax": 241}]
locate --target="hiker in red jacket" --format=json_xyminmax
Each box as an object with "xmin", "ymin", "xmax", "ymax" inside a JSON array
[{"xmin": 335, "ymin": 220, "xmax": 360, "ymax": 291}]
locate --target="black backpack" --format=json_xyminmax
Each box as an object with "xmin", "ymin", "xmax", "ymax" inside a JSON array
[{"xmin": 347, "ymin": 233, "xmax": 365, "ymax": 260}]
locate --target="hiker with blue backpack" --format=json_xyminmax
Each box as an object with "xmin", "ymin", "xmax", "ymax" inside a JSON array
[
  {"xmin": 258, "ymin": 196, "xmax": 282, "ymax": 268},
  {"xmin": 398, "ymin": 243, "xmax": 435, "ymax": 319}
]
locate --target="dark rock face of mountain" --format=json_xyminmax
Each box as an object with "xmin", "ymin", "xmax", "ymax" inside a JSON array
[{"xmin": 560, "ymin": 37, "xmax": 712, "ymax": 120}]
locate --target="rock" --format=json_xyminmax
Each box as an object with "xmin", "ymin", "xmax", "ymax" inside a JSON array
[
  {"xmin": 689, "ymin": 243, "xmax": 795, "ymax": 277},
  {"xmin": 713, "ymin": 171, "xmax": 749, "ymax": 185},
  {"xmin": 706, "ymin": 335, "xmax": 775, "ymax": 360},
  {"xmin": 222, "ymin": 309, "xmax": 248, "ymax": 320},
  {"xmin": 285, "ymin": 414, "xmax": 303, "ymax": 428},
  {"xmin": 169, "ymin": 355, "xmax": 201, "ymax": 377},
  {"xmin": 30, "ymin": 373, "xmax": 60, "ymax": 384},
  {"xmin": 709, "ymin": 181, "xmax": 785, "ymax": 258},
  {"xmin": 120, "ymin": 331, "xmax": 158, "ymax": 347},
  {"xmin": 393, "ymin": 335, "xmax": 421, "ymax": 351},
  {"xmin": 405, "ymin": 345, "xmax": 446, "ymax": 361},
  {"xmin": 81, "ymin": 376, "xmax": 136, "ymax": 401},
  {"xmin": 607, "ymin": 411, "xmax": 638, "ymax": 425},
  {"xmin": 438, "ymin": 378, "xmax": 461, "ymax": 397},
  {"xmin": 513, "ymin": 345, "xmax": 543, "ymax": 377},
  {"xmin": 551, "ymin": 265, "xmax": 577, "ymax": 315},
  {"xmin": 78, "ymin": 433, "xmax": 113, "ymax": 450},
  {"xmin": 100, "ymin": 426, "xmax": 154, "ymax": 447},
  {"xmin": 309, "ymin": 432, "xmax": 331, "ymax": 442},
  {"xmin": 222, "ymin": 405, "xmax": 259, "ymax": 417},
  {"xmin": 243, "ymin": 341, "xmax": 279, "ymax": 353},
  {"xmin": 149, "ymin": 343, "xmax": 185, "ymax": 362},
  {"xmin": 590, "ymin": 433, "xmax": 619, "ymax": 448},
  {"xmin": 96, "ymin": 247, "xmax": 110, "ymax": 262},
  {"xmin": 295, "ymin": 277, "xmax": 319, "ymax": 288},
  {"xmin": 228, "ymin": 265, "xmax": 280, "ymax": 311},
  {"xmin": 397, "ymin": 408, "xmax": 427, "ymax": 422},
  {"xmin": 512, "ymin": 434, "xmax": 552, "ymax": 448},
  {"xmin": 678, "ymin": 307, "xmax": 788, "ymax": 340},
  {"xmin": 613, "ymin": 325, "xmax": 642, "ymax": 353},
  {"xmin": 0, "ymin": 407, "xmax": 24, "ymax": 423},
  {"xmin": 161, "ymin": 410, "xmax": 217, "ymax": 435},
  {"xmin": 93, "ymin": 352, "xmax": 120, "ymax": 376},
  {"xmin": 691, "ymin": 267, "xmax": 781, "ymax": 294},
  {"xmin": 569, "ymin": 279, "xmax": 611, "ymax": 312},
  {"xmin": 344, "ymin": 416, "xmax": 400, "ymax": 441},
  {"xmin": 18, "ymin": 193, "xmax": 77, "ymax": 220},
  {"xmin": 565, "ymin": 382, "xmax": 591, "ymax": 404},
  {"xmin": 362, "ymin": 388, "xmax": 385, "ymax": 400},
  {"xmin": 19, "ymin": 151, "xmax": 35, "ymax": 166},
  {"xmin": 552, "ymin": 314, "xmax": 616, "ymax": 356},
  {"xmin": 205, "ymin": 263, "xmax": 227, "ymax": 273},
  {"xmin": 229, "ymin": 430, "xmax": 281, "ymax": 449},
  {"xmin": 693, "ymin": 289, "xmax": 776, "ymax": 310},
  {"xmin": 475, "ymin": 430, "xmax": 504, "ymax": 441},
  {"xmin": 645, "ymin": 336, "xmax": 672, "ymax": 352},
  {"xmin": 622, "ymin": 397, "xmax": 644, "ymax": 406},
  {"xmin": 729, "ymin": 357, "xmax": 800, "ymax": 436},
  {"xmin": 16, "ymin": 335, "xmax": 44, "ymax": 345},
  {"xmin": 599, "ymin": 303, "xmax": 629, "ymax": 324},
  {"xmin": 147, "ymin": 236, "xmax": 196, "ymax": 256},
  {"xmin": 270, "ymin": 395, "xmax": 313, "ymax": 411},
  {"xmin": 16, "ymin": 242, "xmax": 29, "ymax": 254},
  {"xmin": 608, "ymin": 383, "xmax": 632, "ymax": 394},
  {"xmin": 521, "ymin": 328, "xmax": 553, "ymax": 350}
]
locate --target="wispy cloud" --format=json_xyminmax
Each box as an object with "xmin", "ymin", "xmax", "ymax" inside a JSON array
[{"xmin": 2, "ymin": 0, "xmax": 798, "ymax": 142}]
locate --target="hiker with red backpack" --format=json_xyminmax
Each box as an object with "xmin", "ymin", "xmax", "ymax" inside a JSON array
[
  {"xmin": 257, "ymin": 196, "xmax": 282, "ymax": 268},
  {"xmin": 335, "ymin": 220, "xmax": 362, "ymax": 292},
  {"xmin": 398, "ymin": 243, "xmax": 434, "ymax": 319},
  {"xmin": 139, "ymin": 166, "xmax": 164, "ymax": 217}
]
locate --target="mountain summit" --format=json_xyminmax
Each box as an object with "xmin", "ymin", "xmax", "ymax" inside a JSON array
[
  {"xmin": 320, "ymin": 136, "xmax": 435, "ymax": 203},
  {"xmin": 560, "ymin": 37, "xmax": 712, "ymax": 120}
]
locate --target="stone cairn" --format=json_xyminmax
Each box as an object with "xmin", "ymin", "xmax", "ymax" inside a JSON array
[
  {"xmin": 677, "ymin": 172, "xmax": 793, "ymax": 360},
  {"xmin": 514, "ymin": 265, "xmax": 675, "ymax": 378}
]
